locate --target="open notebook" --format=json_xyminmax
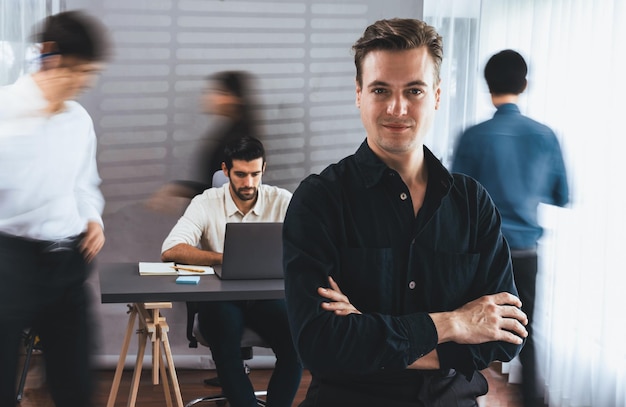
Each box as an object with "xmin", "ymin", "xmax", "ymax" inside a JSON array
[{"xmin": 138, "ymin": 262, "xmax": 214, "ymax": 276}]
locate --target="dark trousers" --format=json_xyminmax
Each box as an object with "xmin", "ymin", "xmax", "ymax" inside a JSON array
[
  {"xmin": 511, "ymin": 253, "xmax": 540, "ymax": 407},
  {"xmin": 0, "ymin": 233, "xmax": 93, "ymax": 407},
  {"xmin": 197, "ymin": 299, "xmax": 302, "ymax": 407},
  {"xmin": 299, "ymin": 369, "xmax": 487, "ymax": 407}
]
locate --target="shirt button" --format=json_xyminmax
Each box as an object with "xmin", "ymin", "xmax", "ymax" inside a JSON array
[
  {"xmin": 400, "ymin": 192, "xmax": 408, "ymax": 200},
  {"xmin": 408, "ymin": 281, "xmax": 416, "ymax": 289}
]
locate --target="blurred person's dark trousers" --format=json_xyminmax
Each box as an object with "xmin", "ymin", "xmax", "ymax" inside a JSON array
[
  {"xmin": 0, "ymin": 232, "xmax": 93, "ymax": 407},
  {"xmin": 511, "ymin": 252, "xmax": 541, "ymax": 407}
]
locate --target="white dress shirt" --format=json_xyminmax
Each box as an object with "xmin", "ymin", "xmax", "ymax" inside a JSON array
[
  {"xmin": 0, "ymin": 75, "xmax": 104, "ymax": 241},
  {"xmin": 161, "ymin": 183, "xmax": 292, "ymax": 253}
]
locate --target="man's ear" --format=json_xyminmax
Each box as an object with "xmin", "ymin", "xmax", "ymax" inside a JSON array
[
  {"xmin": 434, "ymin": 83, "xmax": 442, "ymax": 110},
  {"xmin": 40, "ymin": 41, "xmax": 60, "ymax": 71},
  {"xmin": 221, "ymin": 162, "xmax": 229, "ymax": 178},
  {"xmin": 262, "ymin": 161, "xmax": 267, "ymax": 173},
  {"xmin": 41, "ymin": 41, "xmax": 58, "ymax": 55},
  {"xmin": 355, "ymin": 80, "xmax": 362, "ymax": 108}
]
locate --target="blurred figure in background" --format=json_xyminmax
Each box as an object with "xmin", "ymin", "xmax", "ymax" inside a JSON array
[
  {"xmin": 452, "ymin": 49, "xmax": 569, "ymax": 407},
  {"xmin": 148, "ymin": 71, "xmax": 260, "ymax": 211},
  {"xmin": 0, "ymin": 10, "xmax": 110, "ymax": 406},
  {"xmin": 194, "ymin": 71, "xmax": 260, "ymax": 192}
]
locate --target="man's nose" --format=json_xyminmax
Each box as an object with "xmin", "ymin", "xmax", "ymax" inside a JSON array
[
  {"xmin": 243, "ymin": 175, "xmax": 254, "ymax": 186},
  {"xmin": 387, "ymin": 95, "xmax": 408, "ymax": 116}
]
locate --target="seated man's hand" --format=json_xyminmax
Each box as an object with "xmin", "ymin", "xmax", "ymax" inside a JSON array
[
  {"xmin": 432, "ymin": 292, "xmax": 528, "ymax": 345},
  {"xmin": 318, "ymin": 276, "xmax": 362, "ymax": 316}
]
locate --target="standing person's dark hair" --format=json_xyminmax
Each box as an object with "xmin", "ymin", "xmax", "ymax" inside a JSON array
[
  {"xmin": 0, "ymin": 10, "xmax": 110, "ymax": 407},
  {"xmin": 484, "ymin": 49, "xmax": 528, "ymax": 95},
  {"xmin": 36, "ymin": 10, "xmax": 110, "ymax": 62}
]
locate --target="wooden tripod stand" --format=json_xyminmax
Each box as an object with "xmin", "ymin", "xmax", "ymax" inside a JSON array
[{"xmin": 106, "ymin": 302, "xmax": 184, "ymax": 407}]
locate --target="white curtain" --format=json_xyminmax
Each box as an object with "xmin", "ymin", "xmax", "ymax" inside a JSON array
[
  {"xmin": 426, "ymin": 0, "xmax": 626, "ymax": 406},
  {"xmin": 423, "ymin": 1, "xmax": 482, "ymax": 166},
  {"xmin": 0, "ymin": 0, "xmax": 64, "ymax": 86}
]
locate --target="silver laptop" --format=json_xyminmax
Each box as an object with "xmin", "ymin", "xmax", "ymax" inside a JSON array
[{"xmin": 214, "ymin": 222, "xmax": 284, "ymax": 280}]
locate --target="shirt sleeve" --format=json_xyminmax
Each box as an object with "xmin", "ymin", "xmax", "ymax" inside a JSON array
[
  {"xmin": 283, "ymin": 177, "xmax": 438, "ymax": 377},
  {"xmin": 161, "ymin": 196, "xmax": 206, "ymax": 253},
  {"xmin": 435, "ymin": 179, "xmax": 525, "ymax": 377},
  {"xmin": 546, "ymin": 134, "xmax": 569, "ymax": 207}
]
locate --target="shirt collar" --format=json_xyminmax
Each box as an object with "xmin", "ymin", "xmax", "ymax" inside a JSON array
[
  {"xmin": 223, "ymin": 183, "xmax": 265, "ymax": 217},
  {"xmin": 495, "ymin": 103, "xmax": 520, "ymax": 115},
  {"xmin": 354, "ymin": 139, "xmax": 453, "ymax": 193}
]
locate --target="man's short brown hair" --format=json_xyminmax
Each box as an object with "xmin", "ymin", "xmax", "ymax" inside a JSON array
[{"xmin": 352, "ymin": 18, "xmax": 443, "ymax": 87}]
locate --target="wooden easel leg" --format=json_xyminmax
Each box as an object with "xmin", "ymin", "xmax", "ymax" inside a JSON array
[
  {"xmin": 161, "ymin": 328, "xmax": 184, "ymax": 407},
  {"xmin": 159, "ymin": 345, "xmax": 173, "ymax": 407},
  {"xmin": 107, "ymin": 305, "xmax": 138, "ymax": 407},
  {"xmin": 152, "ymin": 308, "xmax": 161, "ymax": 385},
  {"xmin": 126, "ymin": 328, "xmax": 148, "ymax": 407}
]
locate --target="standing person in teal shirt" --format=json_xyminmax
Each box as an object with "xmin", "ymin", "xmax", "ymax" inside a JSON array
[{"xmin": 452, "ymin": 49, "xmax": 569, "ymax": 407}]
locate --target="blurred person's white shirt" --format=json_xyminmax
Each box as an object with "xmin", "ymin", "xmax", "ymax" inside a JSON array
[{"xmin": 0, "ymin": 74, "xmax": 104, "ymax": 241}]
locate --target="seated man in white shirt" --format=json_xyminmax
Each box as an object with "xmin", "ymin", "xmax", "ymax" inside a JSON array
[{"xmin": 161, "ymin": 136, "xmax": 302, "ymax": 407}]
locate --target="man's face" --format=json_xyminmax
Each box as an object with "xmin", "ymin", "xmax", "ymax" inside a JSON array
[
  {"xmin": 202, "ymin": 85, "xmax": 240, "ymax": 117},
  {"xmin": 355, "ymin": 47, "xmax": 441, "ymax": 157},
  {"xmin": 64, "ymin": 60, "xmax": 102, "ymax": 100},
  {"xmin": 225, "ymin": 158, "xmax": 265, "ymax": 202},
  {"xmin": 43, "ymin": 55, "xmax": 103, "ymax": 101}
]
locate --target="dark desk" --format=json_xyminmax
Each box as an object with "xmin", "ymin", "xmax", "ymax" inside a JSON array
[
  {"xmin": 99, "ymin": 262, "xmax": 285, "ymax": 303},
  {"xmin": 98, "ymin": 262, "xmax": 285, "ymax": 407}
]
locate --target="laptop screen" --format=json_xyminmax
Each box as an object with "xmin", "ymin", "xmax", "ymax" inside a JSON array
[{"xmin": 215, "ymin": 222, "xmax": 284, "ymax": 280}]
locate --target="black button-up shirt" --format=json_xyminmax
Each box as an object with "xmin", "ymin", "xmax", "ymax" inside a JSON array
[{"xmin": 283, "ymin": 141, "xmax": 522, "ymax": 391}]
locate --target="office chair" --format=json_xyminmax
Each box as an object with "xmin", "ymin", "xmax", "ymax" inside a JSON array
[
  {"xmin": 212, "ymin": 171, "xmax": 229, "ymax": 188},
  {"xmin": 184, "ymin": 302, "xmax": 268, "ymax": 407},
  {"xmin": 16, "ymin": 328, "xmax": 40, "ymax": 403}
]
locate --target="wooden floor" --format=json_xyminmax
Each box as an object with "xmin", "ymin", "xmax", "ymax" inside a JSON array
[{"xmin": 17, "ymin": 353, "xmax": 526, "ymax": 406}]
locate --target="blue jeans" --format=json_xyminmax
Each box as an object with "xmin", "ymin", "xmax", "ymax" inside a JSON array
[{"xmin": 197, "ymin": 299, "xmax": 302, "ymax": 407}]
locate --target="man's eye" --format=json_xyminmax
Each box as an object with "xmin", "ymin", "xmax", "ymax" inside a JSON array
[
  {"xmin": 372, "ymin": 88, "xmax": 386, "ymax": 94},
  {"xmin": 408, "ymin": 88, "xmax": 423, "ymax": 95}
]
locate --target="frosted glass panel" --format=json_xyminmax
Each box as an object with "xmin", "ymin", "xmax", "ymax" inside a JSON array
[{"xmin": 0, "ymin": 0, "xmax": 63, "ymax": 86}]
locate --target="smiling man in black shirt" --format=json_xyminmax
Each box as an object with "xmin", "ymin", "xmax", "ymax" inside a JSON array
[{"xmin": 283, "ymin": 18, "xmax": 528, "ymax": 407}]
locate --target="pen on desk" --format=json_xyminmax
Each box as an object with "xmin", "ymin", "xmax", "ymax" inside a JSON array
[{"xmin": 171, "ymin": 265, "xmax": 205, "ymax": 273}]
